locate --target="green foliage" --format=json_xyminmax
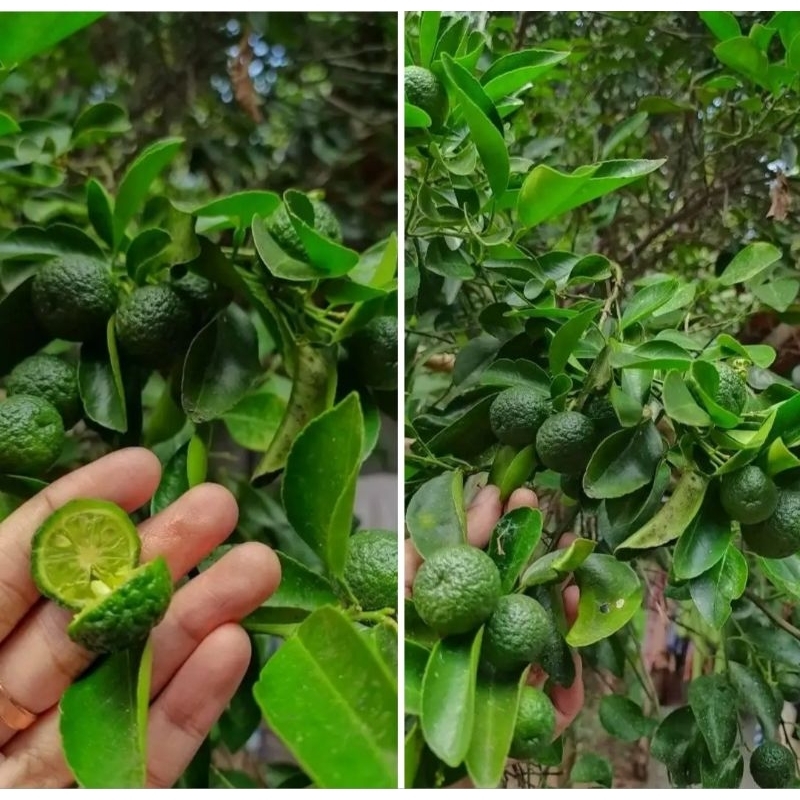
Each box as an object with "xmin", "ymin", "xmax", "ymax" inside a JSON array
[{"xmin": 405, "ymin": 9, "xmax": 800, "ymax": 790}]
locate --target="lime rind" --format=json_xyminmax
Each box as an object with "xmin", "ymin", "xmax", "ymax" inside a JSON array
[
  {"xmin": 30, "ymin": 498, "xmax": 141, "ymax": 610},
  {"xmin": 68, "ymin": 556, "xmax": 173, "ymax": 653}
]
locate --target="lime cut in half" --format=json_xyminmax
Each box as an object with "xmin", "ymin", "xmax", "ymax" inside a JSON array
[
  {"xmin": 30, "ymin": 498, "xmax": 141, "ymax": 611},
  {"xmin": 68, "ymin": 556, "xmax": 173, "ymax": 653}
]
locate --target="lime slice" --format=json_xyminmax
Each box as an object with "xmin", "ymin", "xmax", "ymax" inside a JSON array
[
  {"xmin": 68, "ymin": 556, "xmax": 173, "ymax": 653},
  {"xmin": 30, "ymin": 498, "xmax": 141, "ymax": 610}
]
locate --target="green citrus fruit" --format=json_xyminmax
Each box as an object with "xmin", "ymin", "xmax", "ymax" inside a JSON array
[
  {"xmin": 405, "ymin": 66, "xmax": 449, "ymax": 131},
  {"xmin": 412, "ymin": 544, "xmax": 501, "ymax": 636},
  {"xmin": 489, "ymin": 388, "xmax": 552, "ymax": 448},
  {"xmin": 720, "ymin": 465, "xmax": 778, "ymax": 524},
  {"xmin": 714, "ymin": 363, "xmax": 747, "ymax": 415},
  {"xmin": 750, "ymin": 741, "xmax": 795, "ymax": 788},
  {"xmin": 482, "ymin": 594, "xmax": 550, "ymax": 673},
  {"xmin": 115, "ymin": 285, "xmax": 194, "ymax": 367},
  {"xmin": 6, "ymin": 354, "xmax": 81, "ymax": 428},
  {"xmin": 585, "ymin": 395, "xmax": 619, "ymax": 439},
  {"xmin": 349, "ymin": 316, "xmax": 398, "ymax": 391},
  {"xmin": 30, "ymin": 498, "xmax": 141, "ymax": 610},
  {"xmin": 536, "ymin": 411, "xmax": 596, "ymax": 475},
  {"xmin": 266, "ymin": 199, "xmax": 342, "ymax": 261},
  {"xmin": 68, "ymin": 556, "xmax": 173, "ymax": 653},
  {"xmin": 172, "ymin": 271, "xmax": 225, "ymax": 327},
  {"xmin": 0, "ymin": 395, "xmax": 65, "ymax": 477},
  {"xmin": 31, "ymin": 256, "xmax": 117, "ymax": 342},
  {"xmin": 344, "ymin": 529, "xmax": 398, "ymax": 611},
  {"xmin": 509, "ymin": 686, "xmax": 556, "ymax": 759},
  {"xmin": 742, "ymin": 490, "xmax": 800, "ymax": 559}
]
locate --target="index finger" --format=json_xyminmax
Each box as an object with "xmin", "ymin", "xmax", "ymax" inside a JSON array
[{"xmin": 0, "ymin": 448, "xmax": 161, "ymax": 645}]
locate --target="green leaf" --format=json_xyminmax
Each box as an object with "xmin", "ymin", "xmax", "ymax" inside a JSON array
[
  {"xmin": 126, "ymin": 229, "xmax": 171, "ymax": 280},
  {"xmin": 752, "ymin": 277, "xmax": 800, "ymax": 312},
  {"xmin": 570, "ymin": 753, "xmax": 613, "ymax": 788},
  {"xmin": 689, "ymin": 544, "xmax": 747, "ymax": 628},
  {"xmin": 465, "ymin": 672, "xmax": 525, "ymax": 788},
  {"xmin": 419, "ymin": 12, "xmax": 441, "ymax": 68},
  {"xmin": 758, "ymin": 554, "xmax": 800, "ymax": 600},
  {"xmin": 77, "ymin": 317, "xmax": 128, "ymax": 433},
  {"xmin": 616, "ymin": 471, "xmax": 708, "ymax": 555},
  {"xmin": 60, "ymin": 640, "xmax": 152, "ymax": 788},
  {"xmin": 598, "ymin": 695, "xmax": 656, "ymax": 741},
  {"xmin": 487, "ymin": 507, "xmax": 542, "ymax": 592},
  {"xmin": 0, "ymin": 12, "xmax": 103, "ymax": 66},
  {"xmin": 282, "ymin": 393, "xmax": 363, "ymax": 579},
  {"xmin": 186, "ymin": 434, "xmax": 207, "ymax": 487},
  {"xmin": 193, "ymin": 191, "xmax": 280, "ymax": 230},
  {"xmin": 609, "ymin": 340, "xmax": 693, "ymax": 371},
  {"xmin": 71, "ymin": 102, "xmax": 131, "ymax": 145},
  {"xmin": 621, "ymin": 280, "xmax": 678, "ymax": 330},
  {"xmin": 223, "ymin": 388, "xmax": 286, "ymax": 452},
  {"xmin": 728, "ymin": 661, "xmax": 779, "ymax": 739},
  {"xmin": 405, "ymin": 102, "xmax": 432, "ymax": 128},
  {"xmin": 718, "ymin": 242, "xmax": 781, "ymax": 286},
  {"xmin": 488, "ymin": 443, "xmax": 536, "ymax": 503},
  {"xmin": 650, "ymin": 706, "xmax": 701, "ymax": 787},
  {"xmin": 601, "ymin": 112, "xmax": 648, "ymax": 159},
  {"xmin": 549, "ymin": 305, "xmax": 599, "ymax": 374},
  {"xmin": 663, "ymin": 371, "xmax": 711, "ymax": 427},
  {"xmin": 700, "ymin": 750, "xmax": 743, "ymax": 789},
  {"xmin": 252, "ymin": 215, "xmax": 335, "ymax": 281},
  {"xmin": 262, "ymin": 552, "xmax": 338, "ymax": 613},
  {"xmin": 672, "ymin": 492, "xmax": 733, "ymax": 580},
  {"xmin": 406, "ymin": 471, "xmax": 467, "ymax": 559},
  {"xmin": 421, "ymin": 629, "xmax": 483, "ymax": 767},
  {"xmin": 254, "ymin": 607, "xmax": 396, "ymax": 788},
  {"xmin": 0, "ymin": 276, "xmax": 50, "ymax": 375},
  {"xmin": 441, "ymin": 54, "xmax": 509, "ymax": 198},
  {"xmin": 86, "ymin": 178, "xmax": 114, "ymax": 248},
  {"xmin": 566, "ymin": 554, "xmax": 643, "ymax": 646},
  {"xmin": 0, "ymin": 222, "xmax": 105, "ymax": 261},
  {"xmin": 638, "ymin": 96, "xmax": 693, "ymax": 114},
  {"xmin": 481, "ymin": 49, "xmax": 570, "ymax": 102},
  {"xmin": 181, "ymin": 304, "xmax": 259, "ymax": 423},
  {"xmin": 151, "ymin": 443, "xmax": 189, "ymax": 516},
  {"xmin": 517, "ymin": 159, "xmax": 664, "ymax": 228},
  {"xmin": 520, "ymin": 538, "xmax": 596, "ymax": 588},
  {"xmin": 113, "ymin": 137, "xmax": 184, "ymax": 246},
  {"xmin": 763, "ymin": 437, "xmax": 800, "ymax": 476},
  {"xmin": 713, "ymin": 38, "xmax": 770, "ymax": 89},
  {"xmin": 0, "ymin": 112, "xmax": 20, "ymax": 137},
  {"xmin": 699, "ymin": 11, "xmax": 741, "ymax": 40},
  {"xmin": 583, "ymin": 422, "xmax": 664, "ymax": 499},
  {"xmin": 405, "ymin": 640, "xmax": 431, "ymax": 715},
  {"xmin": 687, "ymin": 674, "xmax": 737, "ymax": 765}
]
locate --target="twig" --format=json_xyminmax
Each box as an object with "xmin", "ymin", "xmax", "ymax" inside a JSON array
[{"xmin": 746, "ymin": 590, "xmax": 800, "ymax": 642}]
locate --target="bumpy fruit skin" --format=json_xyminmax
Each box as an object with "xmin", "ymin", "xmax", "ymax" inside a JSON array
[
  {"xmin": 489, "ymin": 388, "xmax": 552, "ymax": 448},
  {"xmin": 714, "ymin": 363, "xmax": 747, "ymax": 415},
  {"xmin": 349, "ymin": 316, "xmax": 398, "ymax": 391},
  {"xmin": 509, "ymin": 686, "xmax": 556, "ymax": 759},
  {"xmin": 0, "ymin": 395, "xmax": 65, "ymax": 476},
  {"xmin": 536, "ymin": 411, "xmax": 596, "ymax": 475},
  {"xmin": 32, "ymin": 256, "xmax": 117, "ymax": 342},
  {"xmin": 585, "ymin": 395, "xmax": 619, "ymax": 439},
  {"xmin": 115, "ymin": 285, "xmax": 194, "ymax": 367},
  {"xmin": 742, "ymin": 490, "xmax": 800, "ymax": 559},
  {"xmin": 266, "ymin": 200, "xmax": 342, "ymax": 260},
  {"xmin": 749, "ymin": 741, "xmax": 795, "ymax": 788},
  {"xmin": 720, "ymin": 465, "xmax": 778, "ymax": 524},
  {"xmin": 6, "ymin": 354, "xmax": 81, "ymax": 428},
  {"xmin": 344, "ymin": 529, "xmax": 398, "ymax": 611},
  {"xmin": 482, "ymin": 594, "xmax": 550, "ymax": 673},
  {"xmin": 67, "ymin": 557, "xmax": 173, "ymax": 653},
  {"xmin": 412, "ymin": 544, "xmax": 501, "ymax": 636},
  {"xmin": 172, "ymin": 271, "xmax": 225, "ymax": 327},
  {"xmin": 405, "ymin": 65, "xmax": 449, "ymax": 131}
]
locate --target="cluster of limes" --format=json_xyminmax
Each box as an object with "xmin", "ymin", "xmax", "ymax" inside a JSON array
[{"xmin": 411, "ymin": 543, "xmax": 557, "ymax": 752}]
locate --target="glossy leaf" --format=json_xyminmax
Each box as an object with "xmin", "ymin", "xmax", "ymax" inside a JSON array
[
  {"xmin": 0, "ymin": 222, "xmax": 105, "ymax": 261},
  {"xmin": 406, "ymin": 470, "xmax": 467, "ymax": 559},
  {"xmin": 570, "ymin": 753, "xmax": 613, "ymax": 788},
  {"xmin": 0, "ymin": 12, "xmax": 103, "ymax": 65},
  {"xmin": 728, "ymin": 661, "xmax": 778, "ymax": 739},
  {"xmin": 650, "ymin": 706, "xmax": 701, "ymax": 787},
  {"xmin": 699, "ymin": 11, "xmax": 741, "ymax": 40},
  {"xmin": 583, "ymin": 422, "xmax": 663, "ymax": 499},
  {"xmin": 77, "ymin": 317, "xmax": 127, "ymax": 433},
  {"xmin": 520, "ymin": 538, "xmax": 595, "ymax": 588},
  {"xmin": 489, "ymin": 443, "xmax": 536, "ymax": 503},
  {"xmin": 61, "ymin": 640, "xmax": 152, "ymax": 788},
  {"xmin": 405, "ymin": 640, "xmax": 431, "ymax": 716},
  {"xmin": 193, "ymin": 190, "xmax": 280, "ymax": 229},
  {"xmin": 86, "ymin": 178, "xmax": 114, "ymax": 247},
  {"xmin": 758, "ymin": 555, "xmax": 800, "ymax": 601},
  {"xmin": 282, "ymin": 393, "xmax": 363, "ymax": 579},
  {"xmin": 688, "ymin": 674, "xmax": 737, "ymax": 765},
  {"xmin": 254, "ymin": 607, "xmax": 396, "ymax": 788},
  {"xmin": 223, "ymin": 388, "xmax": 286, "ymax": 452},
  {"xmin": 487, "ymin": 506, "xmax": 542, "ymax": 592},
  {"xmin": 689, "ymin": 544, "xmax": 747, "ymax": 628},
  {"xmin": 72, "ymin": 101, "xmax": 131, "ymax": 145},
  {"xmin": 421, "ymin": 629, "xmax": 483, "ymax": 767},
  {"xmin": 181, "ymin": 304, "xmax": 260, "ymax": 423},
  {"xmin": 598, "ymin": 695, "xmax": 656, "ymax": 741},
  {"xmin": 549, "ymin": 305, "xmax": 599, "ymax": 374},
  {"xmin": 262, "ymin": 552, "xmax": 338, "ymax": 613},
  {"xmin": 405, "ymin": 103, "xmax": 432, "ymax": 128},
  {"xmin": 621, "ymin": 279, "xmax": 678, "ymax": 330},
  {"xmin": 150, "ymin": 443, "xmax": 189, "ymax": 516},
  {"xmin": 481, "ymin": 49, "xmax": 569, "ymax": 102},
  {"xmin": 663, "ymin": 370, "xmax": 711, "ymax": 427},
  {"xmin": 566, "ymin": 554, "xmax": 643, "ymax": 646},
  {"xmin": 672, "ymin": 492, "xmax": 732, "ymax": 580},
  {"xmin": 718, "ymin": 241, "xmax": 780, "ymax": 286},
  {"xmin": 713, "ymin": 38, "xmax": 770, "ymax": 89},
  {"xmin": 419, "ymin": 12, "xmax": 441, "ymax": 68},
  {"xmin": 0, "ymin": 276, "xmax": 50, "ymax": 375}
]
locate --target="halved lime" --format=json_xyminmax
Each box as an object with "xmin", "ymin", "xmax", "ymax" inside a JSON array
[
  {"xmin": 30, "ymin": 498, "xmax": 141, "ymax": 611},
  {"xmin": 68, "ymin": 556, "xmax": 173, "ymax": 653}
]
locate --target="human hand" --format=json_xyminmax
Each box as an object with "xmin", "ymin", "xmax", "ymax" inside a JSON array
[
  {"xmin": 0, "ymin": 448, "xmax": 280, "ymax": 788},
  {"xmin": 405, "ymin": 483, "xmax": 584, "ymax": 740}
]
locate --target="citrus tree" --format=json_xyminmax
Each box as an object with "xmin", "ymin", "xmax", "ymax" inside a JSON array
[
  {"xmin": 0, "ymin": 13, "xmax": 397, "ymax": 789},
  {"xmin": 405, "ymin": 11, "xmax": 800, "ymax": 789}
]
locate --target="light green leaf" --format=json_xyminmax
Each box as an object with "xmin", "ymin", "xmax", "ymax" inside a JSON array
[
  {"xmin": 405, "ymin": 103, "xmax": 432, "ymax": 128},
  {"xmin": 261, "ymin": 552, "xmax": 338, "ymax": 613},
  {"xmin": 520, "ymin": 538, "xmax": 596, "ymax": 588},
  {"xmin": 713, "ymin": 38, "xmax": 770, "ymax": 88},
  {"xmin": 601, "ymin": 112, "xmax": 648, "ymax": 159},
  {"xmin": 72, "ymin": 102, "xmax": 131, "ymax": 145},
  {"xmin": 621, "ymin": 280, "xmax": 678, "ymax": 330},
  {"xmin": 481, "ymin": 49, "xmax": 570, "ymax": 102},
  {"xmin": 759, "ymin": 554, "xmax": 800, "ymax": 600},
  {"xmin": 0, "ymin": 12, "xmax": 103, "ymax": 66},
  {"xmin": 719, "ymin": 242, "xmax": 781, "ymax": 286},
  {"xmin": 689, "ymin": 545, "xmax": 747, "ymax": 628},
  {"xmin": 406, "ymin": 471, "xmax": 467, "ymax": 559},
  {"xmin": 663, "ymin": 371, "xmax": 711, "ymax": 427},
  {"xmin": 699, "ymin": 11, "xmax": 741, "ymax": 40},
  {"xmin": 193, "ymin": 191, "xmax": 280, "ymax": 229},
  {"xmin": 549, "ymin": 305, "xmax": 599, "ymax": 374},
  {"xmin": 419, "ymin": 12, "xmax": 442, "ymax": 68}
]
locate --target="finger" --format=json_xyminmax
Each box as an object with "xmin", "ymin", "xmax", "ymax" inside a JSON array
[
  {"xmin": 404, "ymin": 539, "xmax": 423, "ymax": 596},
  {"xmin": 505, "ymin": 488, "xmax": 538, "ymax": 513},
  {"xmin": 0, "ymin": 448, "xmax": 161, "ymax": 643},
  {"xmin": 557, "ymin": 532, "xmax": 577, "ymax": 548},
  {"xmin": 466, "ymin": 485, "xmax": 502, "ymax": 549},
  {"xmin": 0, "ymin": 707, "xmax": 68, "ymax": 787},
  {"xmin": 563, "ymin": 584, "xmax": 579, "ymax": 628},
  {"xmin": 0, "ymin": 483, "xmax": 238, "ymax": 747},
  {"xmin": 552, "ymin": 651, "xmax": 584, "ymax": 739},
  {"xmin": 146, "ymin": 624, "xmax": 251, "ymax": 788}
]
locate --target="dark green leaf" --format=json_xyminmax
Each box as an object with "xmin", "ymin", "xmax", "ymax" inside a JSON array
[
  {"xmin": 77, "ymin": 317, "xmax": 127, "ymax": 433},
  {"xmin": 0, "ymin": 276, "xmax": 50, "ymax": 375},
  {"xmin": 672, "ymin": 492, "xmax": 733, "ymax": 580},
  {"xmin": 549, "ymin": 305, "xmax": 599, "ymax": 374},
  {"xmin": 487, "ymin": 507, "xmax": 542, "ymax": 592},
  {"xmin": 687, "ymin": 674, "xmax": 737, "ymax": 764},
  {"xmin": 481, "ymin": 49, "xmax": 569, "ymax": 102},
  {"xmin": 86, "ymin": 178, "xmax": 114, "ymax": 247},
  {"xmin": 700, "ymin": 750, "xmax": 743, "ymax": 789},
  {"xmin": 406, "ymin": 471, "xmax": 467, "ymax": 559},
  {"xmin": 570, "ymin": 753, "xmax": 613, "ymax": 788},
  {"xmin": 728, "ymin": 661, "xmax": 779, "ymax": 739},
  {"xmin": 598, "ymin": 695, "xmax": 656, "ymax": 741},
  {"xmin": 621, "ymin": 280, "xmax": 678, "ymax": 330},
  {"xmin": 650, "ymin": 706, "xmax": 701, "ymax": 787},
  {"xmin": 151, "ymin": 443, "xmax": 189, "ymax": 516},
  {"xmin": 689, "ymin": 544, "xmax": 747, "ymax": 628},
  {"xmin": 72, "ymin": 102, "xmax": 131, "ymax": 145}
]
